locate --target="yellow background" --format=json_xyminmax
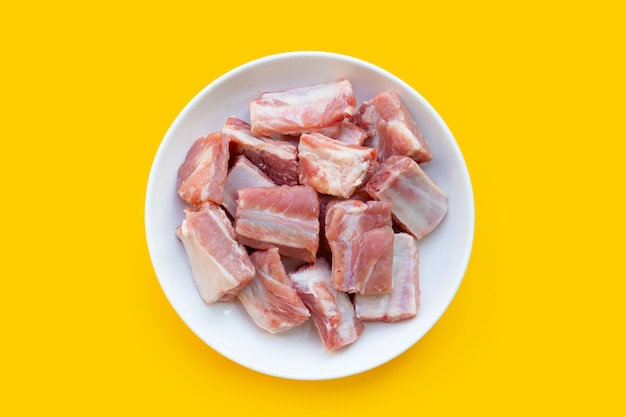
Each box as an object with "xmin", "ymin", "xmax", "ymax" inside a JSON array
[{"xmin": 2, "ymin": 1, "xmax": 624, "ymax": 415}]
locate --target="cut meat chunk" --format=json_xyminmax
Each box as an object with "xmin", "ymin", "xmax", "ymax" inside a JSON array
[
  {"xmin": 249, "ymin": 79, "xmax": 356, "ymax": 137},
  {"xmin": 315, "ymin": 122, "xmax": 342, "ymax": 139},
  {"xmin": 221, "ymin": 116, "xmax": 298, "ymax": 186},
  {"xmin": 176, "ymin": 203, "xmax": 255, "ymax": 304},
  {"xmin": 355, "ymin": 91, "xmax": 432, "ymax": 163},
  {"xmin": 355, "ymin": 99, "xmax": 378, "ymax": 139},
  {"xmin": 177, "ymin": 131, "xmax": 229, "ymax": 206},
  {"xmin": 365, "ymin": 155, "xmax": 447, "ymax": 239},
  {"xmin": 222, "ymin": 155, "xmax": 276, "ymax": 218},
  {"xmin": 317, "ymin": 192, "xmax": 369, "ymax": 258},
  {"xmin": 235, "ymin": 185, "xmax": 320, "ymax": 263},
  {"xmin": 334, "ymin": 120, "xmax": 367, "ymax": 146},
  {"xmin": 298, "ymin": 132, "xmax": 377, "ymax": 198},
  {"xmin": 354, "ymin": 233, "xmax": 420, "ymax": 322},
  {"xmin": 289, "ymin": 258, "xmax": 364, "ymax": 351},
  {"xmin": 237, "ymin": 248, "xmax": 310, "ymax": 334},
  {"xmin": 325, "ymin": 200, "xmax": 394, "ymax": 295}
]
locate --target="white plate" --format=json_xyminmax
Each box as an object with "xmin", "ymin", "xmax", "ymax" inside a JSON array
[{"xmin": 145, "ymin": 51, "xmax": 474, "ymax": 380}]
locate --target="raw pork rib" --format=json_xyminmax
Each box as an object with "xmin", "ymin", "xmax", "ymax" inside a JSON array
[
  {"xmin": 237, "ymin": 248, "xmax": 310, "ymax": 334},
  {"xmin": 356, "ymin": 91, "xmax": 432, "ymax": 163},
  {"xmin": 325, "ymin": 200, "xmax": 394, "ymax": 295},
  {"xmin": 222, "ymin": 155, "xmax": 276, "ymax": 218},
  {"xmin": 289, "ymin": 258, "xmax": 364, "ymax": 351},
  {"xmin": 249, "ymin": 79, "xmax": 356, "ymax": 137},
  {"xmin": 298, "ymin": 132, "xmax": 377, "ymax": 198},
  {"xmin": 354, "ymin": 233, "xmax": 420, "ymax": 322},
  {"xmin": 221, "ymin": 116, "xmax": 299, "ymax": 186},
  {"xmin": 315, "ymin": 122, "xmax": 343, "ymax": 139},
  {"xmin": 177, "ymin": 131, "xmax": 229, "ymax": 206},
  {"xmin": 235, "ymin": 185, "xmax": 320, "ymax": 263},
  {"xmin": 334, "ymin": 120, "xmax": 367, "ymax": 146},
  {"xmin": 365, "ymin": 155, "xmax": 447, "ymax": 239},
  {"xmin": 176, "ymin": 203, "xmax": 255, "ymax": 304}
]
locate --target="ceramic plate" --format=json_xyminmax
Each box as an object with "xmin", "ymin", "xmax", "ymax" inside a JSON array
[{"xmin": 145, "ymin": 51, "xmax": 474, "ymax": 380}]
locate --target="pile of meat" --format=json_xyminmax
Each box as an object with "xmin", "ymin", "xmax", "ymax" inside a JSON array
[{"xmin": 175, "ymin": 78, "xmax": 448, "ymax": 351}]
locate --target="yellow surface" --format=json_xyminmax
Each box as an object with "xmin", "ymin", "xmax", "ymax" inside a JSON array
[{"xmin": 2, "ymin": 1, "xmax": 624, "ymax": 415}]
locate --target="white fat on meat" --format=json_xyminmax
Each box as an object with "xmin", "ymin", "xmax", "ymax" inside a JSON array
[
  {"xmin": 334, "ymin": 120, "xmax": 367, "ymax": 145},
  {"xmin": 249, "ymin": 79, "xmax": 356, "ymax": 137},
  {"xmin": 234, "ymin": 185, "xmax": 320, "ymax": 263},
  {"xmin": 176, "ymin": 203, "xmax": 255, "ymax": 304},
  {"xmin": 354, "ymin": 233, "xmax": 420, "ymax": 322},
  {"xmin": 365, "ymin": 155, "xmax": 447, "ymax": 240},
  {"xmin": 297, "ymin": 132, "xmax": 377, "ymax": 199},
  {"xmin": 289, "ymin": 258, "xmax": 364, "ymax": 351}
]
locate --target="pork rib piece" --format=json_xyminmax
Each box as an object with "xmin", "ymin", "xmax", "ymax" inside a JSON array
[
  {"xmin": 222, "ymin": 155, "xmax": 276, "ymax": 218},
  {"xmin": 315, "ymin": 122, "xmax": 342, "ymax": 139},
  {"xmin": 298, "ymin": 132, "xmax": 377, "ymax": 199},
  {"xmin": 325, "ymin": 200, "xmax": 394, "ymax": 295},
  {"xmin": 365, "ymin": 155, "xmax": 447, "ymax": 239},
  {"xmin": 249, "ymin": 79, "xmax": 356, "ymax": 137},
  {"xmin": 289, "ymin": 258, "xmax": 364, "ymax": 350},
  {"xmin": 235, "ymin": 185, "xmax": 320, "ymax": 263},
  {"xmin": 355, "ymin": 91, "xmax": 432, "ymax": 163},
  {"xmin": 176, "ymin": 203, "xmax": 255, "ymax": 304},
  {"xmin": 221, "ymin": 116, "xmax": 299, "ymax": 186},
  {"xmin": 354, "ymin": 233, "xmax": 420, "ymax": 322},
  {"xmin": 177, "ymin": 131, "xmax": 229, "ymax": 206},
  {"xmin": 334, "ymin": 120, "xmax": 367, "ymax": 146},
  {"xmin": 237, "ymin": 248, "xmax": 310, "ymax": 334}
]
